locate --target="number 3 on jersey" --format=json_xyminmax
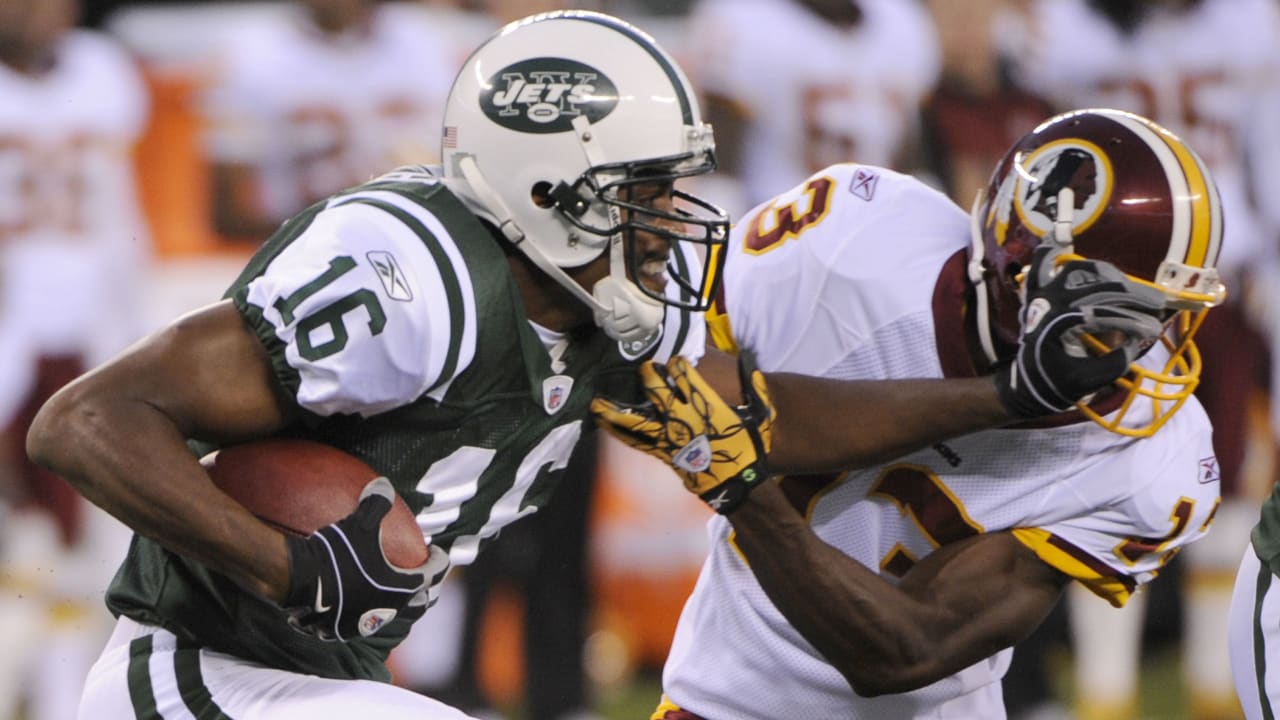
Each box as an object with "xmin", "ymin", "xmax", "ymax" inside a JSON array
[
  {"xmin": 743, "ymin": 175, "xmax": 837, "ymax": 254},
  {"xmin": 273, "ymin": 256, "xmax": 387, "ymax": 361}
]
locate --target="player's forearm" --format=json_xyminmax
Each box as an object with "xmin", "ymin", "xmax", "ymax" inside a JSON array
[
  {"xmin": 764, "ymin": 374, "xmax": 1012, "ymax": 474},
  {"xmin": 26, "ymin": 385, "xmax": 290, "ymax": 603},
  {"xmin": 728, "ymin": 482, "xmax": 951, "ymax": 695},
  {"xmin": 731, "ymin": 482, "xmax": 1068, "ymax": 694}
]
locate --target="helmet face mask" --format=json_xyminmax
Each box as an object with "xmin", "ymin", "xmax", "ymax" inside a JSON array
[
  {"xmin": 585, "ymin": 153, "xmax": 728, "ymax": 309},
  {"xmin": 440, "ymin": 10, "xmax": 729, "ymax": 344},
  {"xmin": 970, "ymin": 108, "xmax": 1226, "ymax": 436}
]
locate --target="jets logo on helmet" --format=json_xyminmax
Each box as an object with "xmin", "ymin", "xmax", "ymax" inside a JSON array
[
  {"xmin": 440, "ymin": 10, "xmax": 729, "ymax": 346},
  {"xmin": 481, "ymin": 59, "xmax": 618, "ymax": 133}
]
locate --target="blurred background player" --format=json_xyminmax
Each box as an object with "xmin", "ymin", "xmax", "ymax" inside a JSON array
[
  {"xmin": 199, "ymin": 0, "xmax": 454, "ymax": 244},
  {"xmin": 681, "ymin": 0, "xmax": 940, "ymax": 217},
  {"xmin": 914, "ymin": 0, "xmax": 1054, "ymax": 206},
  {"xmin": 0, "ymin": 0, "xmax": 151, "ymax": 718},
  {"xmin": 1003, "ymin": 1, "xmax": 1280, "ymax": 718}
]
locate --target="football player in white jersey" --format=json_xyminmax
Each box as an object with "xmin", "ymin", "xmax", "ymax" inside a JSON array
[
  {"xmin": 0, "ymin": 0, "xmax": 151, "ymax": 717},
  {"xmin": 594, "ymin": 108, "xmax": 1226, "ymax": 720},
  {"xmin": 27, "ymin": 9, "xmax": 1153, "ymax": 719},
  {"xmin": 684, "ymin": 0, "xmax": 940, "ymax": 215},
  {"xmin": 202, "ymin": 0, "xmax": 455, "ymax": 242},
  {"xmin": 1007, "ymin": 2, "xmax": 1280, "ymax": 715}
]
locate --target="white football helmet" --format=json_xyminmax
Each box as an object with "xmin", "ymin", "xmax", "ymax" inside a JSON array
[{"xmin": 441, "ymin": 10, "xmax": 729, "ymax": 346}]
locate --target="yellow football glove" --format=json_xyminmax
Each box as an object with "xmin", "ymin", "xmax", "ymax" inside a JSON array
[{"xmin": 592, "ymin": 353, "xmax": 776, "ymax": 514}]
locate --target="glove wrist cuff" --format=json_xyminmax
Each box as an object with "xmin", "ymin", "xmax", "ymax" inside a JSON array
[
  {"xmin": 282, "ymin": 533, "xmax": 322, "ymax": 608},
  {"xmin": 994, "ymin": 365, "xmax": 1063, "ymax": 419},
  {"xmin": 698, "ymin": 466, "xmax": 767, "ymax": 515}
]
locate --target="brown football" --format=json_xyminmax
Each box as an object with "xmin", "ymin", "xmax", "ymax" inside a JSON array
[{"xmin": 200, "ymin": 438, "xmax": 429, "ymax": 568}]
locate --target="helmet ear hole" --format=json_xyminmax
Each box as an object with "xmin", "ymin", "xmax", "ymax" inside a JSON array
[{"xmin": 531, "ymin": 181, "xmax": 555, "ymax": 209}]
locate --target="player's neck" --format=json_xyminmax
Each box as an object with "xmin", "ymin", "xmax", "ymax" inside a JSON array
[{"xmin": 505, "ymin": 250, "xmax": 596, "ymax": 335}]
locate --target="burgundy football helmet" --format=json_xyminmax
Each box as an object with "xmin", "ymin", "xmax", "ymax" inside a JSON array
[{"xmin": 969, "ymin": 108, "xmax": 1226, "ymax": 436}]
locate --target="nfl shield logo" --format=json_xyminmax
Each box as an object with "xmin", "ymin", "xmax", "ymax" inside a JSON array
[
  {"xmin": 673, "ymin": 436, "xmax": 713, "ymax": 473},
  {"xmin": 543, "ymin": 375, "xmax": 574, "ymax": 415}
]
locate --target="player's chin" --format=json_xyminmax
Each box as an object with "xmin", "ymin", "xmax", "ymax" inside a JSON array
[{"xmin": 635, "ymin": 257, "xmax": 669, "ymax": 296}]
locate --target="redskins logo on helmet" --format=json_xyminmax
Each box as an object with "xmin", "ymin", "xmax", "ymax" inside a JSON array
[{"xmin": 971, "ymin": 108, "xmax": 1226, "ymax": 437}]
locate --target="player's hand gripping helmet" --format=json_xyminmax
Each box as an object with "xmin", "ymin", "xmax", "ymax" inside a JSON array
[
  {"xmin": 969, "ymin": 108, "xmax": 1226, "ymax": 437},
  {"xmin": 440, "ymin": 10, "xmax": 729, "ymax": 349}
]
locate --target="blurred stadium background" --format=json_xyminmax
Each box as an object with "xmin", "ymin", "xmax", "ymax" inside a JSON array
[{"xmin": 2, "ymin": 1, "xmax": 1278, "ymax": 719}]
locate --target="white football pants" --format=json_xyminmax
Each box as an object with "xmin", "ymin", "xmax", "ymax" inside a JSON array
[
  {"xmin": 79, "ymin": 616, "xmax": 480, "ymax": 720},
  {"xmin": 1230, "ymin": 545, "xmax": 1280, "ymax": 720}
]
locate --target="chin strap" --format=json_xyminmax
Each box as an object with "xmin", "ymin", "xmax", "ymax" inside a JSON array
[
  {"xmin": 967, "ymin": 191, "xmax": 1000, "ymax": 366},
  {"xmin": 570, "ymin": 115, "xmax": 665, "ymax": 346},
  {"xmin": 453, "ymin": 154, "xmax": 662, "ymax": 346}
]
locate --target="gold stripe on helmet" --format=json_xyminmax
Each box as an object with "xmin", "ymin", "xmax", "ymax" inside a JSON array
[{"xmin": 1158, "ymin": 129, "xmax": 1215, "ymax": 268}]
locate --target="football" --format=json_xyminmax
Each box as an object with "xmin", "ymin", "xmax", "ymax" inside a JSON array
[{"xmin": 200, "ymin": 438, "xmax": 429, "ymax": 568}]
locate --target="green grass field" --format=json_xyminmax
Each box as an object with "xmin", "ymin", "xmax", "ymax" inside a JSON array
[{"xmin": 485, "ymin": 643, "xmax": 1204, "ymax": 720}]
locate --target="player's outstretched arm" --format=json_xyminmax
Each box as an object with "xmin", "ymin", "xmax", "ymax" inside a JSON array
[
  {"xmin": 26, "ymin": 300, "xmax": 296, "ymax": 602},
  {"xmin": 730, "ymin": 481, "xmax": 1070, "ymax": 695},
  {"xmin": 596, "ymin": 246, "xmax": 1167, "ymax": 478}
]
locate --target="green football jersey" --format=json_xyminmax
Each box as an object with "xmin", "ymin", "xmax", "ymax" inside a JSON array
[
  {"xmin": 105, "ymin": 166, "xmax": 704, "ymax": 681},
  {"xmin": 1253, "ymin": 480, "xmax": 1280, "ymax": 575}
]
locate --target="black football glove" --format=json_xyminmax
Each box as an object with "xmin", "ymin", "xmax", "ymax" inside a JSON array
[
  {"xmin": 282, "ymin": 477, "xmax": 444, "ymax": 642},
  {"xmin": 995, "ymin": 245, "xmax": 1168, "ymax": 418},
  {"xmin": 592, "ymin": 352, "xmax": 775, "ymax": 515}
]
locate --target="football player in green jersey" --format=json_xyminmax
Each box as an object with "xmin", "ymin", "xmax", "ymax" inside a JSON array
[{"xmin": 26, "ymin": 11, "xmax": 1153, "ymax": 720}]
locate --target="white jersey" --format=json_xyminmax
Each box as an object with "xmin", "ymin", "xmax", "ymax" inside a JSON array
[
  {"xmin": 685, "ymin": 0, "xmax": 939, "ymax": 207},
  {"xmin": 666, "ymin": 164, "xmax": 1220, "ymax": 719},
  {"xmin": 202, "ymin": 5, "xmax": 454, "ymax": 220},
  {"xmin": 0, "ymin": 30, "xmax": 150, "ymax": 363},
  {"xmin": 1009, "ymin": 0, "xmax": 1280, "ymax": 278}
]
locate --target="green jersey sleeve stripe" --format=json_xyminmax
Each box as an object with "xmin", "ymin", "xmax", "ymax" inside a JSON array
[
  {"xmin": 127, "ymin": 635, "xmax": 163, "ymax": 720},
  {"xmin": 333, "ymin": 196, "xmax": 469, "ymax": 393}
]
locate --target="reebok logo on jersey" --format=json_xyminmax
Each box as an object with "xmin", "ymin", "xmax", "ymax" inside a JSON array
[
  {"xmin": 1199, "ymin": 456, "xmax": 1220, "ymax": 484},
  {"xmin": 481, "ymin": 59, "xmax": 618, "ymax": 134},
  {"xmin": 367, "ymin": 251, "xmax": 413, "ymax": 301},
  {"xmin": 850, "ymin": 168, "xmax": 879, "ymax": 201}
]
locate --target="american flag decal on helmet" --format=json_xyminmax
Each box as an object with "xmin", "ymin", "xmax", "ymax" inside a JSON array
[{"xmin": 443, "ymin": 126, "xmax": 458, "ymax": 148}]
